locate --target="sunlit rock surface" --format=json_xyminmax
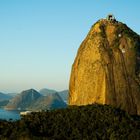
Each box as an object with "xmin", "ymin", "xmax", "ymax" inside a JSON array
[{"xmin": 69, "ymin": 18, "xmax": 140, "ymax": 115}]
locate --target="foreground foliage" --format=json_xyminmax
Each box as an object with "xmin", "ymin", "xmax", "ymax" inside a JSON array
[{"xmin": 0, "ymin": 104, "xmax": 140, "ymax": 140}]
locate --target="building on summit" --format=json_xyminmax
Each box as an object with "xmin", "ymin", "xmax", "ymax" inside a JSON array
[{"xmin": 106, "ymin": 14, "xmax": 116, "ymax": 22}]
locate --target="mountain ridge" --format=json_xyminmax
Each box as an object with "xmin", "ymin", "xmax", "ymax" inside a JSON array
[
  {"xmin": 5, "ymin": 88, "xmax": 67, "ymax": 110},
  {"xmin": 0, "ymin": 92, "xmax": 12, "ymax": 101},
  {"xmin": 5, "ymin": 89, "xmax": 42, "ymax": 110},
  {"xmin": 28, "ymin": 92, "xmax": 67, "ymax": 110}
]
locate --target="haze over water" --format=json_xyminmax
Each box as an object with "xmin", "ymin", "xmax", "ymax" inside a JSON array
[{"xmin": 0, "ymin": 109, "xmax": 20, "ymax": 120}]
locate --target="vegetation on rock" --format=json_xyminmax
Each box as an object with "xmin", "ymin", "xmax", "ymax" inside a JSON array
[{"xmin": 0, "ymin": 104, "xmax": 140, "ymax": 140}]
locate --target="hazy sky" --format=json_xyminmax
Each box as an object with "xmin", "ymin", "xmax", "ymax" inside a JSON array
[{"xmin": 0, "ymin": 0, "xmax": 140, "ymax": 93}]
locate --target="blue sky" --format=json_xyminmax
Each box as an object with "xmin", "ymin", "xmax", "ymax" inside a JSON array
[{"xmin": 0, "ymin": 0, "xmax": 140, "ymax": 93}]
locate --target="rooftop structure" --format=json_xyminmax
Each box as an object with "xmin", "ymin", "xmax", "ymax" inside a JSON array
[{"xmin": 106, "ymin": 14, "xmax": 116, "ymax": 22}]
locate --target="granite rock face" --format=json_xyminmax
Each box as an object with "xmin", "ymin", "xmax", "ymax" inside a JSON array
[{"xmin": 69, "ymin": 18, "xmax": 140, "ymax": 115}]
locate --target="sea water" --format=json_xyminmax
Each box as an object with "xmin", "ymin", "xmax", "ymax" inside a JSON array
[{"xmin": 0, "ymin": 109, "xmax": 20, "ymax": 121}]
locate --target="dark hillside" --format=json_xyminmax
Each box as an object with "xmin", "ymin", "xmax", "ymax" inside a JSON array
[{"xmin": 0, "ymin": 104, "xmax": 140, "ymax": 140}]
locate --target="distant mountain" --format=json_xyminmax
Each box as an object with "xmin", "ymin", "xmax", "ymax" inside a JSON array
[
  {"xmin": 39, "ymin": 88, "xmax": 57, "ymax": 96},
  {"xmin": 7, "ymin": 93, "xmax": 18, "ymax": 97},
  {"xmin": 58, "ymin": 90, "xmax": 69, "ymax": 103},
  {"xmin": 39, "ymin": 88, "xmax": 69, "ymax": 103},
  {"xmin": 5, "ymin": 89, "xmax": 67, "ymax": 111},
  {"xmin": 5, "ymin": 89, "xmax": 42, "ymax": 110},
  {"xmin": 0, "ymin": 100, "xmax": 9, "ymax": 108},
  {"xmin": 29, "ymin": 92, "xmax": 67, "ymax": 110},
  {"xmin": 0, "ymin": 92, "xmax": 12, "ymax": 101}
]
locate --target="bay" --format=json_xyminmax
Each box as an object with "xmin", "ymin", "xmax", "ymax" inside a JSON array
[{"xmin": 0, "ymin": 109, "xmax": 20, "ymax": 121}]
